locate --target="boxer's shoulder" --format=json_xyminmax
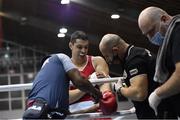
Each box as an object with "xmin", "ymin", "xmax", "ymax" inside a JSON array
[{"xmin": 92, "ymin": 56, "xmax": 106, "ymax": 64}]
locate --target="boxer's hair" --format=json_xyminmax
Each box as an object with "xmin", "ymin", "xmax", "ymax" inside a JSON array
[{"xmin": 70, "ymin": 31, "xmax": 88, "ymax": 44}]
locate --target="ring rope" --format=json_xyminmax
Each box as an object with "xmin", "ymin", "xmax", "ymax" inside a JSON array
[{"xmin": 0, "ymin": 77, "xmax": 124, "ymax": 92}]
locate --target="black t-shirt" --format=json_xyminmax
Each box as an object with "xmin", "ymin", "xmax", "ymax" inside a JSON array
[
  {"xmin": 166, "ymin": 23, "xmax": 180, "ymax": 74},
  {"xmin": 157, "ymin": 21, "xmax": 180, "ymax": 117},
  {"xmin": 122, "ymin": 45, "xmax": 158, "ymax": 118}
]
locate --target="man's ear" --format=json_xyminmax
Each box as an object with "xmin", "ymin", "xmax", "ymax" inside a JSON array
[
  {"xmin": 69, "ymin": 42, "xmax": 73, "ymax": 50},
  {"xmin": 161, "ymin": 15, "xmax": 168, "ymax": 22}
]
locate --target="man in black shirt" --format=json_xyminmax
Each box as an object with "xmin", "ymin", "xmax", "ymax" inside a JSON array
[
  {"xmin": 138, "ymin": 6, "xmax": 180, "ymax": 118},
  {"xmin": 99, "ymin": 34, "xmax": 159, "ymax": 119}
]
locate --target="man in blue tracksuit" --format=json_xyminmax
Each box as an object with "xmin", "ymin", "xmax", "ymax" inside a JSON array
[{"xmin": 23, "ymin": 53, "xmax": 102, "ymax": 119}]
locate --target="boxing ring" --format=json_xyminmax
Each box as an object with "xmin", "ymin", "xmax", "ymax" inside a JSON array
[
  {"xmin": 0, "ymin": 77, "xmax": 136, "ymax": 119},
  {"xmin": 66, "ymin": 107, "xmax": 136, "ymax": 119}
]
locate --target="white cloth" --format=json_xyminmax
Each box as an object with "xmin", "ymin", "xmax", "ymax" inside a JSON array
[
  {"xmin": 89, "ymin": 72, "xmax": 103, "ymax": 86},
  {"xmin": 114, "ymin": 78, "xmax": 123, "ymax": 92},
  {"xmin": 89, "ymin": 72, "xmax": 98, "ymax": 79},
  {"xmin": 69, "ymin": 101, "xmax": 94, "ymax": 113},
  {"xmin": 89, "ymin": 72, "xmax": 97, "ymax": 86}
]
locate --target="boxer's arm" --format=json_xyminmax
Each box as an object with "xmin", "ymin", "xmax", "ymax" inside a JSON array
[
  {"xmin": 69, "ymin": 89, "xmax": 86, "ymax": 104},
  {"xmin": 91, "ymin": 56, "xmax": 114, "ymax": 114},
  {"xmin": 92, "ymin": 56, "xmax": 111, "ymax": 92}
]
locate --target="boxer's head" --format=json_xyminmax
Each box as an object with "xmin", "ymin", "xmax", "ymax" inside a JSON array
[
  {"xmin": 99, "ymin": 34, "xmax": 128, "ymax": 65},
  {"xmin": 138, "ymin": 6, "xmax": 172, "ymax": 46},
  {"xmin": 69, "ymin": 31, "xmax": 89, "ymax": 61}
]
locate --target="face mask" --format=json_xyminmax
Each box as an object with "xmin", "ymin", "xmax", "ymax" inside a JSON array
[
  {"xmin": 112, "ymin": 54, "xmax": 124, "ymax": 65},
  {"xmin": 107, "ymin": 54, "xmax": 119, "ymax": 65},
  {"xmin": 150, "ymin": 32, "xmax": 164, "ymax": 46}
]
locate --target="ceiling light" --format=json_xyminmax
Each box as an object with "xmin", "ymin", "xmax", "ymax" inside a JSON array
[
  {"xmin": 57, "ymin": 33, "xmax": 65, "ymax": 38},
  {"xmin": 111, "ymin": 14, "xmax": 120, "ymax": 19},
  {"xmin": 6, "ymin": 46, "xmax": 10, "ymax": 50},
  {"xmin": 59, "ymin": 27, "xmax": 68, "ymax": 33},
  {"xmin": 4, "ymin": 53, "xmax": 9, "ymax": 59},
  {"xmin": 61, "ymin": 0, "xmax": 70, "ymax": 4}
]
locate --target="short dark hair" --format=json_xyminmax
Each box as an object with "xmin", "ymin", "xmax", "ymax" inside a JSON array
[{"xmin": 70, "ymin": 31, "xmax": 88, "ymax": 43}]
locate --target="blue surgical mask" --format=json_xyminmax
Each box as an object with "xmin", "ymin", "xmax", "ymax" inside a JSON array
[{"xmin": 150, "ymin": 32, "xmax": 164, "ymax": 46}]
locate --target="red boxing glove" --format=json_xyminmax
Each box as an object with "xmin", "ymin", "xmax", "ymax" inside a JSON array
[{"xmin": 100, "ymin": 91, "xmax": 117, "ymax": 115}]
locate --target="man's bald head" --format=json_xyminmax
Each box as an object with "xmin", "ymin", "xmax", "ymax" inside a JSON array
[
  {"xmin": 138, "ymin": 7, "xmax": 168, "ymax": 33},
  {"xmin": 99, "ymin": 34, "xmax": 128, "ymax": 64},
  {"xmin": 139, "ymin": 7, "xmax": 167, "ymax": 23},
  {"xmin": 99, "ymin": 34, "xmax": 125, "ymax": 51},
  {"xmin": 138, "ymin": 6, "xmax": 171, "ymax": 40}
]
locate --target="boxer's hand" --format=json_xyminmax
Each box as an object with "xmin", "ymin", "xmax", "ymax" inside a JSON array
[
  {"xmin": 90, "ymin": 88, "xmax": 102, "ymax": 104},
  {"xmin": 100, "ymin": 91, "xmax": 117, "ymax": 115},
  {"xmin": 95, "ymin": 72, "xmax": 106, "ymax": 78},
  {"xmin": 113, "ymin": 78, "xmax": 123, "ymax": 93},
  {"xmin": 148, "ymin": 89, "xmax": 162, "ymax": 115}
]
